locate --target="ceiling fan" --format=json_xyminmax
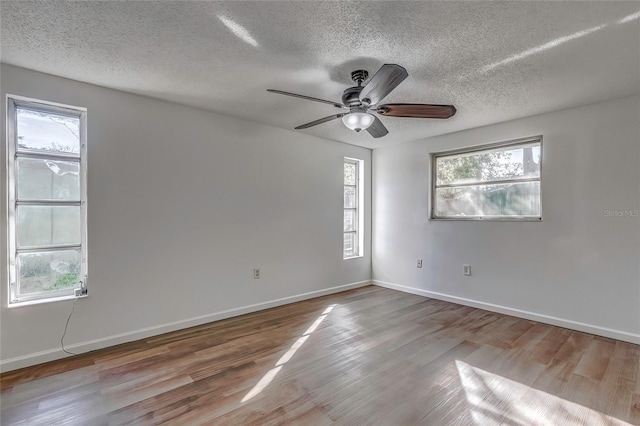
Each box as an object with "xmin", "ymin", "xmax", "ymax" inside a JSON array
[{"xmin": 267, "ymin": 64, "xmax": 456, "ymax": 138}]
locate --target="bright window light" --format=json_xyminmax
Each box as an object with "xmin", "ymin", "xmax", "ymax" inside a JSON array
[
  {"xmin": 6, "ymin": 96, "xmax": 88, "ymax": 305},
  {"xmin": 344, "ymin": 158, "xmax": 364, "ymax": 258},
  {"xmin": 431, "ymin": 136, "xmax": 542, "ymax": 220}
]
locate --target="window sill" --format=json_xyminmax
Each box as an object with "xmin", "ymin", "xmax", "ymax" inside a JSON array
[
  {"xmin": 429, "ymin": 216, "xmax": 542, "ymax": 222},
  {"xmin": 343, "ymin": 255, "xmax": 364, "ymax": 260},
  {"xmin": 8, "ymin": 293, "xmax": 87, "ymax": 308}
]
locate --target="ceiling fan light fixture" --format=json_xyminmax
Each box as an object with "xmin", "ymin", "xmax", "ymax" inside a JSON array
[{"xmin": 342, "ymin": 112, "xmax": 374, "ymax": 132}]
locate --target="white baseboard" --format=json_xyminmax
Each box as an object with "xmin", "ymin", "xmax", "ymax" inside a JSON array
[
  {"xmin": 1, "ymin": 280, "xmax": 371, "ymax": 373},
  {"xmin": 372, "ymin": 280, "xmax": 640, "ymax": 345}
]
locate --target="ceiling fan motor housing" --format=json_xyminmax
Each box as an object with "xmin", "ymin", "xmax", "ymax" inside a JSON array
[
  {"xmin": 342, "ymin": 86, "xmax": 364, "ymax": 107},
  {"xmin": 342, "ymin": 69, "xmax": 371, "ymax": 107}
]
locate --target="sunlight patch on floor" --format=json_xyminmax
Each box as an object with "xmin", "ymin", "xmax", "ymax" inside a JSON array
[
  {"xmin": 456, "ymin": 361, "xmax": 630, "ymax": 425},
  {"xmin": 241, "ymin": 304, "xmax": 337, "ymax": 403}
]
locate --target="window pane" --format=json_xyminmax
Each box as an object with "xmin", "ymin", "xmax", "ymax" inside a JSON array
[
  {"xmin": 343, "ymin": 233, "xmax": 356, "ymax": 257},
  {"xmin": 17, "ymin": 206, "xmax": 81, "ymax": 247},
  {"xmin": 17, "ymin": 158, "xmax": 80, "ymax": 201},
  {"xmin": 435, "ymin": 182, "xmax": 540, "ymax": 217},
  {"xmin": 437, "ymin": 144, "xmax": 540, "ymax": 186},
  {"xmin": 16, "ymin": 108, "xmax": 80, "ymax": 156},
  {"xmin": 18, "ymin": 250, "xmax": 81, "ymax": 295},
  {"xmin": 343, "ymin": 158, "xmax": 362, "ymax": 258},
  {"xmin": 344, "ymin": 186, "xmax": 356, "ymax": 208},
  {"xmin": 344, "ymin": 209, "xmax": 356, "ymax": 232},
  {"xmin": 344, "ymin": 163, "xmax": 356, "ymax": 185}
]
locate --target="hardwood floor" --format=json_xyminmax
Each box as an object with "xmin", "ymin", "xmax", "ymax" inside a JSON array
[{"xmin": 1, "ymin": 285, "xmax": 639, "ymax": 425}]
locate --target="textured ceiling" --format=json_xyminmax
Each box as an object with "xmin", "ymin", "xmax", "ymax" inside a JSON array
[{"xmin": 1, "ymin": 1, "xmax": 639, "ymax": 148}]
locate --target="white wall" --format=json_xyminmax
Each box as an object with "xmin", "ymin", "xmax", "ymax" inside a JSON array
[
  {"xmin": 373, "ymin": 95, "xmax": 640, "ymax": 343},
  {"xmin": 0, "ymin": 64, "xmax": 372, "ymax": 371}
]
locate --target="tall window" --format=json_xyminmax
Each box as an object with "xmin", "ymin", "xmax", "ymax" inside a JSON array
[
  {"xmin": 344, "ymin": 158, "xmax": 363, "ymax": 258},
  {"xmin": 7, "ymin": 96, "xmax": 87, "ymax": 305},
  {"xmin": 431, "ymin": 136, "xmax": 542, "ymax": 220}
]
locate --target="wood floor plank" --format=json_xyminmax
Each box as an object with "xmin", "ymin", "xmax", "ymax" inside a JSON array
[
  {"xmin": 630, "ymin": 393, "xmax": 640, "ymax": 425},
  {"xmin": 1, "ymin": 364, "xmax": 100, "ymax": 409},
  {"xmin": 525, "ymin": 326, "xmax": 573, "ymax": 365},
  {"xmin": 528, "ymin": 331, "xmax": 592, "ymax": 410},
  {"xmin": 1, "ymin": 285, "xmax": 638, "ymax": 425},
  {"xmin": 574, "ymin": 336, "xmax": 617, "ymax": 381},
  {"xmin": 593, "ymin": 341, "xmax": 640, "ymax": 421}
]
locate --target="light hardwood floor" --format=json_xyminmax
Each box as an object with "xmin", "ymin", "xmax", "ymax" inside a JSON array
[{"xmin": 1, "ymin": 286, "xmax": 639, "ymax": 425}]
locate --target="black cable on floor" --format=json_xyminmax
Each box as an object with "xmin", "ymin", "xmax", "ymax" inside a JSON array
[{"xmin": 61, "ymin": 297, "xmax": 79, "ymax": 356}]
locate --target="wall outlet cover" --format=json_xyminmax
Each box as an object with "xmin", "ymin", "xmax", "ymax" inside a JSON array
[{"xmin": 463, "ymin": 264, "xmax": 471, "ymax": 276}]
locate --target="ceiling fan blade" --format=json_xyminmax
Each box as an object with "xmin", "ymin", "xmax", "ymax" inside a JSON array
[
  {"xmin": 377, "ymin": 103, "xmax": 457, "ymax": 119},
  {"xmin": 359, "ymin": 64, "xmax": 408, "ymax": 106},
  {"xmin": 267, "ymin": 89, "xmax": 345, "ymax": 109},
  {"xmin": 366, "ymin": 116, "xmax": 389, "ymax": 138},
  {"xmin": 295, "ymin": 113, "xmax": 346, "ymax": 129}
]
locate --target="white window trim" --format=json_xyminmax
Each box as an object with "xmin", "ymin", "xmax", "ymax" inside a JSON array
[
  {"xmin": 429, "ymin": 135, "xmax": 543, "ymax": 221},
  {"xmin": 6, "ymin": 94, "xmax": 88, "ymax": 306},
  {"xmin": 344, "ymin": 157, "xmax": 364, "ymax": 259}
]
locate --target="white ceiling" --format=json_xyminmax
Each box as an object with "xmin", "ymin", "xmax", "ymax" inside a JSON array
[{"xmin": 1, "ymin": 1, "xmax": 639, "ymax": 148}]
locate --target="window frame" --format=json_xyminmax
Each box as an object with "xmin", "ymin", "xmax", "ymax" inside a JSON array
[
  {"xmin": 343, "ymin": 157, "xmax": 364, "ymax": 259},
  {"xmin": 430, "ymin": 136, "xmax": 543, "ymax": 221},
  {"xmin": 6, "ymin": 95, "xmax": 88, "ymax": 306}
]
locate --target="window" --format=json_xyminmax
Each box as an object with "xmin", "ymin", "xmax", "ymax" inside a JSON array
[
  {"xmin": 344, "ymin": 158, "xmax": 364, "ymax": 258},
  {"xmin": 431, "ymin": 136, "xmax": 542, "ymax": 220},
  {"xmin": 7, "ymin": 96, "xmax": 87, "ymax": 305}
]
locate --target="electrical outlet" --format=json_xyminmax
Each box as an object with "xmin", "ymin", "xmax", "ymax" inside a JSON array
[
  {"xmin": 463, "ymin": 264, "xmax": 471, "ymax": 276},
  {"xmin": 417, "ymin": 259, "xmax": 423, "ymax": 268},
  {"xmin": 253, "ymin": 268, "xmax": 261, "ymax": 279}
]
